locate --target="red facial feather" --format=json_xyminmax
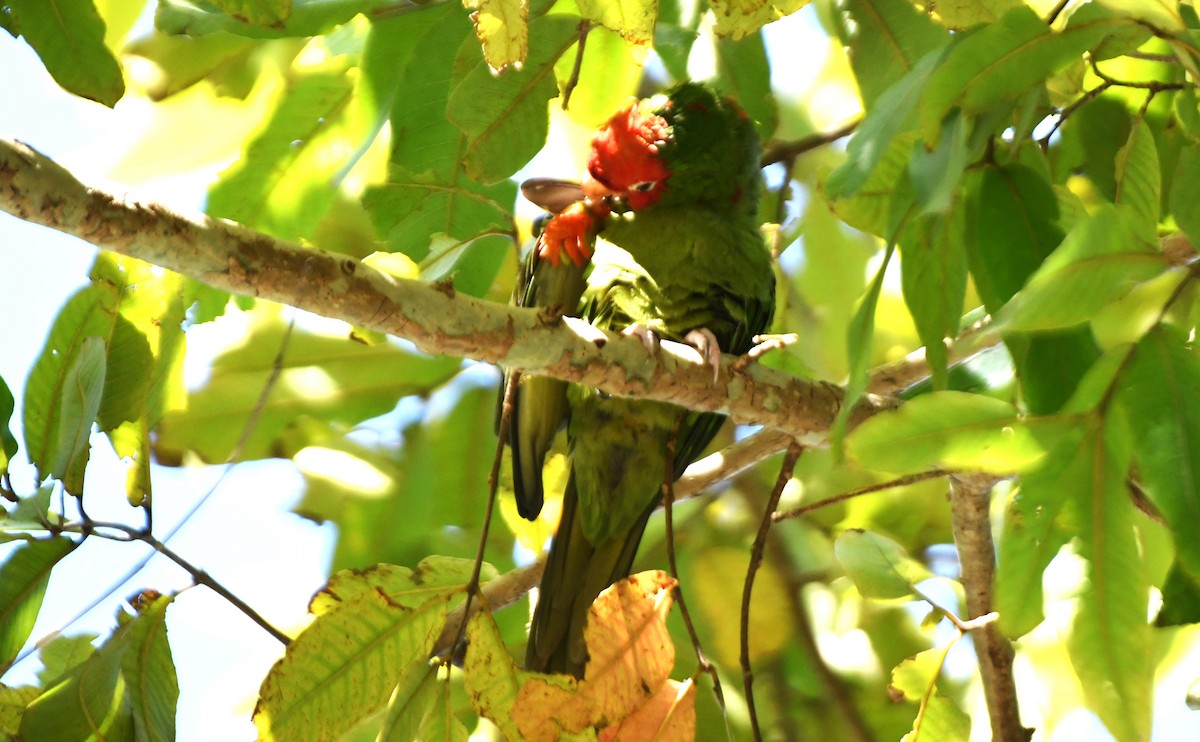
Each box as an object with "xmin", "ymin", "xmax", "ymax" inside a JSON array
[{"xmin": 586, "ymin": 103, "xmax": 672, "ymax": 210}]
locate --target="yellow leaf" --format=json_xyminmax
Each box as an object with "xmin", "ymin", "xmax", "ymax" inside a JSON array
[
  {"xmin": 577, "ymin": 0, "xmax": 655, "ymax": 48},
  {"xmin": 463, "ymin": 0, "xmax": 529, "ymax": 70},
  {"xmin": 708, "ymin": 0, "xmax": 811, "ymax": 39}
]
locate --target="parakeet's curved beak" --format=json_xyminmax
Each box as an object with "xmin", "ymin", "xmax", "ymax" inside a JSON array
[{"xmin": 582, "ymin": 171, "xmax": 629, "ymax": 215}]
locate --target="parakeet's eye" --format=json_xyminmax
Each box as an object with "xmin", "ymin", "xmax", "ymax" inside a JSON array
[{"xmin": 629, "ymin": 181, "xmax": 657, "ymax": 192}]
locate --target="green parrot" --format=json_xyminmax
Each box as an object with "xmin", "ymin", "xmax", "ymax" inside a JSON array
[{"xmin": 510, "ymin": 82, "xmax": 776, "ymax": 677}]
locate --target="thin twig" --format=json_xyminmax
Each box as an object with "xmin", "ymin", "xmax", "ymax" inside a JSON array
[
  {"xmin": 661, "ymin": 414, "xmax": 731, "ymax": 739},
  {"xmin": 560, "ymin": 21, "xmax": 590, "ymax": 110},
  {"xmin": 447, "ymin": 370, "xmax": 518, "ymax": 662},
  {"xmin": 75, "ymin": 519, "xmax": 291, "ymax": 645},
  {"xmin": 432, "ymin": 555, "xmax": 546, "ymax": 659},
  {"xmin": 741, "ymin": 442, "xmax": 802, "ymax": 742},
  {"xmin": 759, "ymin": 119, "xmax": 861, "ymax": 168},
  {"xmin": 6, "ymin": 318, "xmax": 297, "ymax": 672},
  {"xmin": 772, "ymin": 469, "xmax": 950, "ymax": 522}
]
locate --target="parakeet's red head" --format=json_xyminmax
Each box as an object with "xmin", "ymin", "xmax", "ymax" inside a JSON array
[
  {"xmin": 584, "ymin": 104, "xmax": 672, "ymax": 211},
  {"xmin": 582, "ymin": 83, "xmax": 761, "ymax": 215}
]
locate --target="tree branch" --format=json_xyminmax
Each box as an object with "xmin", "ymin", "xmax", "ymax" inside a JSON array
[
  {"xmin": 948, "ymin": 473, "xmax": 1031, "ymax": 742},
  {"xmin": 0, "ymin": 137, "xmax": 890, "ymax": 442}
]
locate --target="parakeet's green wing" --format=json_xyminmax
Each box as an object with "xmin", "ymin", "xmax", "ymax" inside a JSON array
[{"xmin": 499, "ymin": 238, "xmax": 588, "ymax": 519}]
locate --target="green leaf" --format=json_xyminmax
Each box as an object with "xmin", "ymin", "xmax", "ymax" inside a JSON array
[
  {"xmin": 993, "ymin": 205, "xmax": 1169, "ymax": 332},
  {"xmin": 1156, "ymin": 564, "xmax": 1200, "ymax": 627},
  {"xmin": 6, "ymin": 0, "xmax": 124, "ymax": 105},
  {"xmin": 253, "ymin": 587, "xmax": 450, "ymax": 742},
  {"xmin": 832, "ymin": 244, "xmax": 894, "ymax": 449},
  {"xmin": 155, "ymin": 0, "xmax": 394, "ymax": 38},
  {"xmin": 23, "ymin": 277, "xmax": 160, "ymax": 485},
  {"xmin": 964, "ymin": 164, "xmax": 1098, "ymax": 414},
  {"xmin": 1113, "ymin": 118, "xmax": 1161, "ymax": 240},
  {"xmin": 920, "ymin": 6, "xmax": 1121, "ymax": 144},
  {"xmin": 0, "ymin": 685, "xmax": 40, "ymax": 739},
  {"xmin": 207, "ymin": 66, "xmax": 355, "ymax": 241},
  {"xmin": 154, "ymin": 314, "xmax": 461, "ymax": 464},
  {"xmin": 377, "ymin": 658, "xmax": 441, "ymax": 742},
  {"xmin": 899, "ymin": 208, "xmax": 966, "ymax": 387},
  {"xmin": 891, "ymin": 645, "xmax": 970, "ymax": 742},
  {"xmin": 211, "ymin": 0, "xmax": 292, "ymax": 26},
  {"xmin": 0, "ymin": 376, "xmax": 16, "ymax": 473},
  {"xmin": 359, "ymin": 6, "xmax": 453, "ymax": 161},
  {"xmin": 119, "ymin": 593, "xmax": 179, "ymax": 742},
  {"xmin": 446, "ymin": 13, "xmax": 580, "ymax": 183},
  {"xmin": 0, "ymin": 537, "xmax": 77, "ymax": 669},
  {"xmin": 1119, "ymin": 325, "xmax": 1200, "ymax": 582},
  {"xmin": 824, "ymin": 131, "xmax": 919, "ymax": 238},
  {"xmin": 825, "ymin": 50, "xmax": 943, "ymax": 199},
  {"xmin": 714, "ymin": 31, "xmax": 777, "ymax": 139},
  {"xmin": 834, "ymin": 529, "xmax": 932, "ymax": 600},
  {"xmin": 839, "ymin": 0, "xmax": 948, "ymax": 109},
  {"xmin": 1174, "ymin": 87, "xmax": 1200, "ymax": 140},
  {"xmin": 908, "ymin": 111, "xmax": 970, "ymax": 215},
  {"xmin": 20, "ymin": 626, "xmax": 132, "ymax": 741},
  {"xmin": 930, "ymin": 0, "xmax": 1022, "ymax": 28},
  {"xmin": 1095, "ymin": 0, "xmax": 1185, "ymax": 30},
  {"xmin": 1066, "ymin": 418, "xmax": 1153, "ymax": 742},
  {"xmin": 1169, "ymin": 143, "xmax": 1200, "ymax": 243},
  {"xmin": 845, "ymin": 392, "xmax": 1066, "ymax": 475},
  {"xmin": 463, "ymin": 606, "xmax": 526, "ymax": 741},
  {"xmin": 35, "ymin": 633, "xmax": 99, "ymax": 685},
  {"xmin": 708, "ymin": 0, "xmax": 809, "ymax": 39},
  {"xmin": 364, "ymin": 4, "xmax": 516, "ymax": 294},
  {"xmin": 994, "ymin": 434, "xmax": 1080, "ymax": 637},
  {"xmin": 309, "ymin": 558, "xmax": 488, "ymax": 615},
  {"xmin": 51, "ymin": 335, "xmax": 106, "ymax": 493}
]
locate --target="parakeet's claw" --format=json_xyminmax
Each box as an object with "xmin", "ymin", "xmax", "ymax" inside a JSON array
[
  {"xmin": 537, "ymin": 202, "xmax": 597, "ymax": 268},
  {"xmin": 622, "ymin": 323, "xmax": 660, "ymax": 355},
  {"xmin": 684, "ymin": 328, "xmax": 723, "ymax": 383},
  {"xmin": 732, "ymin": 333, "xmax": 799, "ymax": 372},
  {"xmin": 536, "ymin": 303, "xmax": 568, "ymax": 326}
]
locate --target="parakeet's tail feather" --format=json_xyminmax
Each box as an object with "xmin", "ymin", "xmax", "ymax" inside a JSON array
[
  {"xmin": 526, "ymin": 471, "xmax": 653, "ymax": 676},
  {"xmin": 507, "ymin": 381, "xmax": 544, "ymax": 520}
]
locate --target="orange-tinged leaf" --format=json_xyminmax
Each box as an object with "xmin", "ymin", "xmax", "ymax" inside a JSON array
[
  {"xmin": 513, "ymin": 571, "xmax": 679, "ymax": 738},
  {"xmin": 598, "ymin": 678, "xmax": 695, "ymax": 742},
  {"xmin": 581, "ymin": 570, "xmax": 677, "ymax": 723}
]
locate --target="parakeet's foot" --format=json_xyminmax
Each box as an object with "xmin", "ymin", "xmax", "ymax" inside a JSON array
[
  {"xmin": 621, "ymin": 322, "xmax": 660, "ymax": 354},
  {"xmin": 732, "ymin": 333, "xmax": 799, "ymax": 372},
  {"xmin": 684, "ymin": 328, "xmax": 723, "ymax": 383},
  {"xmin": 537, "ymin": 202, "xmax": 597, "ymax": 268}
]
